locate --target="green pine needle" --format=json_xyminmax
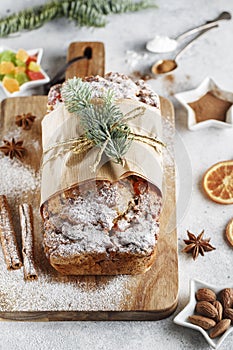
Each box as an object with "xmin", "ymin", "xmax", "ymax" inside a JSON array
[
  {"xmin": 0, "ymin": 2, "xmax": 62, "ymax": 37},
  {"xmin": 0, "ymin": 0, "xmax": 157, "ymax": 36},
  {"xmin": 61, "ymin": 77, "xmax": 93, "ymax": 112},
  {"xmin": 63, "ymin": 1, "xmax": 107, "ymax": 27},
  {"xmin": 61, "ymin": 77, "xmax": 132, "ymax": 164}
]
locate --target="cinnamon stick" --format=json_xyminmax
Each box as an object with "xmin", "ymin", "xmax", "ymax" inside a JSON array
[
  {"xmin": 19, "ymin": 203, "xmax": 38, "ymax": 280},
  {"xmin": 0, "ymin": 195, "xmax": 22, "ymax": 269}
]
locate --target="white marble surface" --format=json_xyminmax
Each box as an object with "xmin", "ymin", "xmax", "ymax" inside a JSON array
[{"xmin": 0, "ymin": 0, "xmax": 233, "ymax": 349}]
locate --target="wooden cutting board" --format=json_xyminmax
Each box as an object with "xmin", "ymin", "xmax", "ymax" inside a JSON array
[{"xmin": 0, "ymin": 42, "xmax": 178, "ymax": 321}]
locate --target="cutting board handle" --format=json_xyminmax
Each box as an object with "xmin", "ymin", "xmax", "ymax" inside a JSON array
[{"xmin": 65, "ymin": 41, "xmax": 105, "ymax": 79}]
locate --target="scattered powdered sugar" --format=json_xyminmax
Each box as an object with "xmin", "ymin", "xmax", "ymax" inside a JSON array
[
  {"xmin": 0, "ymin": 265, "xmax": 131, "ymax": 312},
  {"xmin": 162, "ymin": 116, "xmax": 175, "ymax": 168},
  {"xmin": 0, "ymin": 154, "xmax": 40, "ymax": 202},
  {"xmin": 125, "ymin": 50, "xmax": 149, "ymax": 68},
  {"xmin": 161, "ymin": 115, "xmax": 176, "ymax": 219},
  {"xmin": 1, "ymin": 128, "xmax": 22, "ymax": 141}
]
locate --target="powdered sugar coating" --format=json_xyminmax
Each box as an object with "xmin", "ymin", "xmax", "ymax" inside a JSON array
[
  {"xmin": 47, "ymin": 72, "xmax": 160, "ymax": 110},
  {"xmin": 43, "ymin": 177, "xmax": 161, "ymax": 260}
]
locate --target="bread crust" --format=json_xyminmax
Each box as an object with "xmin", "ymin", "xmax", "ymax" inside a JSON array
[{"xmin": 46, "ymin": 245, "xmax": 157, "ymax": 275}]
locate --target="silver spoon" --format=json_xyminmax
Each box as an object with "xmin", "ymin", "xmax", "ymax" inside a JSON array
[
  {"xmin": 146, "ymin": 11, "xmax": 231, "ymax": 53},
  {"xmin": 151, "ymin": 25, "xmax": 218, "ymax": 75}
]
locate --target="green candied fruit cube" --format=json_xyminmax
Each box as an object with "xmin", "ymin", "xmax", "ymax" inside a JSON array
[
  {"xmin": 5, "ymin": 73, "xmax": 15, "ymax": 79},
  {"xmin": 0, "ymin": 50, "xmax": 16, "ymax": 64},
  {"xmin": 15, "ymin": 72, "xmax": 29, "ymax": 85},
  {"xmin": 15, "ymin": 59, "xmax": 26, "ymax": 67}
]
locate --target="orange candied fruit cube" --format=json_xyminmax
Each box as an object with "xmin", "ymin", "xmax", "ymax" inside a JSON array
[
  {"xmin": 16, "ymin": 49, "xmax": 29, "ymax": 63},
  {"xmin": 14, "ymin": 66, "xmax": 26, "ymax": 74},
  {"xmin": 0, "ymin": 61, "xmax": 15, "ymax": 75},
  {"xmin": 2, "ymin": 76, "xmax": 20, "ymax": 93}
]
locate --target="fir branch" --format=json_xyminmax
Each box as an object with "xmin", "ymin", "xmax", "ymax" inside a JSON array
[
  {"xmin": 52, "ymin": 77, "xmax": 164, "ymax": 171},
  {"xmin": 0, "ymin": 2, "xmax": 62, "ymax": 37},
  {"xmin": 95, "ymin": 0, "xmax": 157, "ymax": 15},
  {"xmin": 62, "ymin": 1, "xmax": 107, "ymax": 27},
  {"xmin": 0, "ymin": 0, "xmax": 156, "ymax": 36},
  {"xmin": 81, "ymin": 102, "xmax": 132, "ymax": 163},
  {"xmin": 105, "ymin": 125, "xmax": 132, "ymax": 162},
  {"xmin": 61, "ymin": 77, "xmax": 93, "ymax": 113},
  {"xmin": 61, "ymin": 78, "xmax": 132, "ymax": 165}
]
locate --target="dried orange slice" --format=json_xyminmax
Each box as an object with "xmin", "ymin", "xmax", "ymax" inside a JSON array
[
  {"xmin": 202, "ymin": 160, "xmax": 233, "ymax": 204},
  {"xmin": 226, "ymin": 218, "xmax": 233, "ymax": 247}
]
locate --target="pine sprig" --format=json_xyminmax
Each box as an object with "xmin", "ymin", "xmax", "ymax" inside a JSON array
[
  {"xmin": 0, "ymin": 2, "xmax": 62, "ymax": 37},
  {"xmin": 61, "ymin": 77, "xmax": 93, "ymax": 112},
  {"xmin": 62, "ymin": 1, "xmax": 107, "ymax": 27},
  {"xmin": 81, "ymin": 100, "xmax": 132, "ymax": 162},
  {"xmin": 95, "ymin": 0, "xmax": 156, "ymax": 15},
  {"xmin": 0, "ymin": 0, "xmax": 156, "ymax": 36},
  {"xmin": 61, "ymin": 77, "xmax": 132, "ymax": 165}
]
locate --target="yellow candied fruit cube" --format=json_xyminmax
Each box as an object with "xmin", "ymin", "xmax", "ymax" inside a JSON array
[
  {"xmin": 28, "ymin": 61, "xmax": 41, "ymax": 72},
  {"xmin": 2, "ymin": 76, "xmax": 20, "ymax": 93},
  {"xmin": 14, "ymin": 66, "xmax": 26, "ymax": 74},
  {"xmin": 16, "ymin": 49, "xmax": 29, "ymax": 63},
  {"xmin": 0, "ymin": 61, "xmax": 15, "ymax": 74}
]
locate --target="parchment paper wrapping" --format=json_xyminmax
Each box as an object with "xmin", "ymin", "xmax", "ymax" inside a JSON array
[{"xmin": 41, "ymin": 99, "xmax": 163, "ymax": 205}]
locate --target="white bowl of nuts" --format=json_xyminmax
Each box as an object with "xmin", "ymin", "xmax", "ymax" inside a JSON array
[{"xmin": 174, "ymin": 279, "xmax": 233, "ymax": 349}]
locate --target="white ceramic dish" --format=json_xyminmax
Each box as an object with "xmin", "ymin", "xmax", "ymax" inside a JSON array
[
  {"xmin": 0, "ymin": 46, "xmax": 50, "ymax": 97},
  {"xmin": 175, "ymin": 77, "xmax": 233, "ymax": 130},
  {"xmin": 174, "ymin": 279, "xmax": 233, "ymax": 349}
]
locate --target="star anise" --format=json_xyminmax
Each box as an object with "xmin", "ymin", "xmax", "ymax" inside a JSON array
[
  {"xmin": 0, "ymin": 138, "xmax": 27, "ymax": 160},
  {"xmin": 182, "ymin": 230, "xmax": 216, "ymax": 260},
  {"xmin": 15, "ymin": 113, "xmax": 36, "ymax": 130}
]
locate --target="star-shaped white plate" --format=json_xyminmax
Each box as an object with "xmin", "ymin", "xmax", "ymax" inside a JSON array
[
  {"xmin": 175, "ymin": 77, "xmax": 233, "ymax": 130},
  {"xmin": 0, "ymin": 46, "xmax": 50, "ymax": 97},
  {"xmin": 174, "ymin": 279, "xmax": 233, "ymax": 349}
]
